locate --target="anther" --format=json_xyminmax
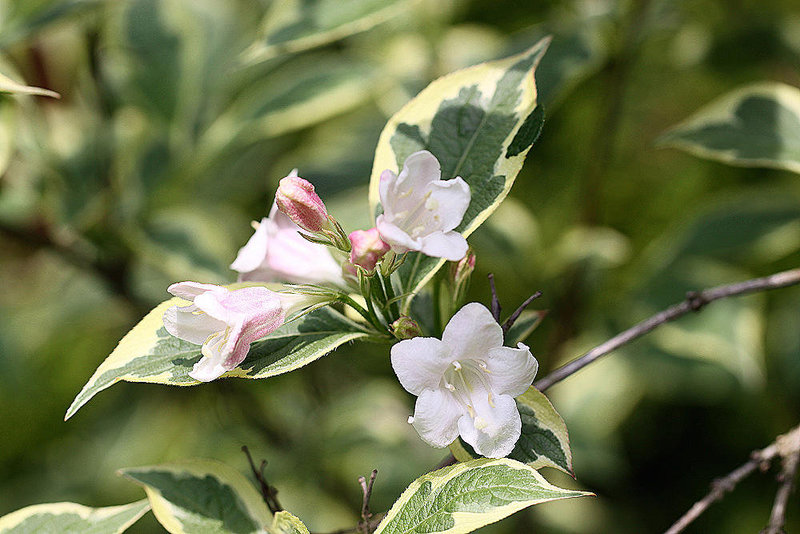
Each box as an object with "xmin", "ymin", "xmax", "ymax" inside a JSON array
[{"xmin": 452, "ymin": 361, "xmax": 462, "ymax": 371}]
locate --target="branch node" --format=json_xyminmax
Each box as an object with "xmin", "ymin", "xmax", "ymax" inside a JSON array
[
  {"xmin": 241, "ymin": 446, "xmax": 283, "ymax": 514},
  {"xmin": 358, "ymin": 470, "xmax": 378, "ymax": 534},
  {"xmin": 685, "ymin": 291, "xmax": 707, "ymax": 311}
]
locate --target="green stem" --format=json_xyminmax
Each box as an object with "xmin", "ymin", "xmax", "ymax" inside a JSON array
[
  {"xmin": 338, "ymin": 294, "xmax": 383, "ymax": 333},
  {"xmin": 432, "ymin": 274, "xmax": 443, "ymax": 337},
  {"xmin": 380, "ymin": 271, "xmax": 400, "ymax": 322},
  {"xmin": 359, "ymin": 273, "xmax": 385, "ymax": 330}
]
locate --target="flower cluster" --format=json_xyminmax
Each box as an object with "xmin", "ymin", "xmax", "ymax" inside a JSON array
[{"xmin": 160, "ymin": 149, "xmax": 539, "ymax": 459}]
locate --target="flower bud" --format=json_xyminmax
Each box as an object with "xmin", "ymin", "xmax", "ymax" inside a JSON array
[
  {"xmin": 391, "ymin": 316, "xmax": 423, "ymax": 340},
  {"xmin": 349, "ymin": 227, "xmax": 391, "ymax": 273},
  {"xmin": 450, "ymin": 249, "xmax": 476, "ymax": 287},
  {"xmin": 275, "ymin": 172, "xmax": 330, "ymax": 233}
]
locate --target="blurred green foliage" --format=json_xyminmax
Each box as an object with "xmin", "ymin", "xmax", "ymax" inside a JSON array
[{"xmin": 0, "ymin": 0, "xmax": 799, "ymax": 532}]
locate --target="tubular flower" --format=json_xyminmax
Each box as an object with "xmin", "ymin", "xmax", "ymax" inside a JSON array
[
  {"xmin": 275, "ymin": 171, "xmax": 330, "ymax": 233},
  {"xmin": 376, "ymin": 150, "xmax": 470, "ymax": 261},
  {"xmin": 230, "ymin": 200, "xmax": 344, "ymax": 286},
  {"xmin": 390, "ymin": 302, "xmax": 538, "ymax": 458},
  {"xmin": 163, "ymin": 282, "xmax": 308, "ymax": 382},
  {"xmin": 349, "ymin": 227, "xmax": 390, "ymax": 273}
]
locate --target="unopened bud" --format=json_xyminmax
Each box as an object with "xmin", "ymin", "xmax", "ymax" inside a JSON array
[
  {"xmin": 391, "ymin": 316, "xmax": 423, "ymax": 340},
  {"xmin": 450, "ymin": 249, "xmax": 476, "ymax": 286},
  {"xmin": 349, "ymin": 228, "xmax": 391, "ymax": 273},
  {"xmin": 275, "ymin": 172, "xmax": 330, "ymax": 233}
]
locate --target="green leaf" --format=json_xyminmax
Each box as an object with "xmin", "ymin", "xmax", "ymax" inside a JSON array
[
  {"xmin": 270, "ymin": 511, "xmax": 309, "ymax": 534},
  {"xmin": 369, "ymin": 37, "xmax": 551, "ymax": 311},
  {"xmin": 503, "ymin": 310, "xmax": 547, "ymax": 347},
  {"xmin": 449, "ymin": 387, "xmax": 573, "ymax": 476},
  {"xmin": 243, "ymin": 0, "xmax": 414, "ymax": 64},
  {"xmin": 0, "ymin": 500, "xmax": 150, "ymax": 534},
  {"xmin": 0, "ymin": 71, "xmax": 59, "ymax": 98},
  {"xmin": 658, "ymin": 82, "xmax": 800, "ymax": 174},
  {"xmin": 0, "ymin": 0, "xmax": 104, "ymax": 48},
  {"xmin": 120, "ymin": 459, "xmax": 270, "ymax": 534},
  {"xmin": 66, "ymin": 289, "xmax": 372, "ymax": 420},
  {"xmin": 374, "ymin": 458, "xmax": 591, "ymax": 534}
]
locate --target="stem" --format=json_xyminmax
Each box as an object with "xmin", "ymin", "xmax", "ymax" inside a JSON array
[
  {"xmin": 432, "ymin": 274, "xmax": 443, "ymax": 336},
  {"xmin": 359, "ymin": 272, "xmax": 384, "ymax": 330},
  {"xmin": 534, "ymin": 268, "xmax": 800, "ymax": 391},
  {"xmin": 338, "ymin": 294, "xmax": 384, "ymax": 332},
  {"xmin": 380, "ymin": 271, "xmax": 400, "ymax": 322}
]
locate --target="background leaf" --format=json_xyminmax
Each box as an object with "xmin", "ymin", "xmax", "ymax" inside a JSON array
[
  {"xmin": 658, "ymin": 82, "xmax": 800, "ymax": 174},
  {"xmin": 121, "ymin": 459, "xmax": 270, "ymax": 534},
  {"xmin": 374, "ymin": 458, "xmax": 590, "ymax": 534},
  {"xmin": 270, "ymin": 511, "xmax": 310, "ymax": 534},
  {"xmin": 368, "ymin": 37, "xmax": 550, "ymax": 311},
  {"xmin": 0, "ymin": 500, "xmax": 149, "ymax": 534}
]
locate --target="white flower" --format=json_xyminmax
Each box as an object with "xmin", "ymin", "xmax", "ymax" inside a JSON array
[
  {"xmin": 230, "ymin": 200, "xmax": 344, "ymax": 285},
  {"xmin": 390, "ymin": 302, "xmax": 538, "ymax": 458},
  {"xmin": 163, "ymin": 282, "xmax": 308, "ymax": 382},
  {"xmin": 376, "ymin": 150, "xmax": 470, "ymax": 261}
]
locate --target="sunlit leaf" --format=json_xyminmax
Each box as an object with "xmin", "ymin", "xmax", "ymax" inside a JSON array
[
  {"xmin": 369, "ymin": 37, "xmax": 550, "ymax": 311},
  {"xmin": 66, "ymin": 288, "xmax": 373, "ymax": 420},
  {"xmin": 121, "ymin": 459, "xmax": 270, "ymax": 534},
  {"xmin": 374, "ymin": 458, "xmax": 590, "ymax": 534},
  {"xmin": 270, "ymin": 511, "xmax": 309, "ymax": 534},
  {"xmin": 659, "ymin": 82, "xmax": 800, "ymax": 174},
  {"xmin": 243, "ymin": 0, "xmax": 414, "ymax": 65},
  {"xmin": 0, "ymin": 500, "xmax": 149, "ymax": 534}
]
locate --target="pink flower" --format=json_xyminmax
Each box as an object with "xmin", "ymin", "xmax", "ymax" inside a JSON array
[
  {"xmin": 163, "ymin": 282, "xmax": 308, "ymax": 382},
  {"xmin": 349, "ymin": 227, "xmax": 391, "ymax": 273},
  {"xmin": 275, "ymin": 171, "xmax": 330, "ymax": 233},
  {"xmin": 230, "ymin": 201, "xmax": 344, "ymax": 286}
]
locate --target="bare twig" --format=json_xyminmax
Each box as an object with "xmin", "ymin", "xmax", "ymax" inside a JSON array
[
  {"xmin": 501, "ymin": 290, "xmax": 542, "ymax": 334},
  {"xmin": 534, "ymin": 268, "xmax": 800, "ymax": 391},
  {"xmin": 761, "ymin": 430, "xmax": 800, "ymax": 534},
  {"xmin": 358, "ymin": 470, "xmax": 378, "ymax": 534},
  {"xmin": 241, "ymin": 446, "xmax": 283, "ymax": 514},
  {"xmin": 488, "ymin": 273, "xmax": 501, "ymax": 322},
  {"xmin": 665, "ymin": 424, "xmax": 800, "ymax": 534}
]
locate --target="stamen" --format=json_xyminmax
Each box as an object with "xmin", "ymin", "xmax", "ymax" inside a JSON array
[
  {"xmin": 445, "ymin": 382, "xmax": 455, "ymax": 392},
  {"xmin": 250, "ymin": 220, "xmax": 260, "ymax": 230},
  {"xmin": 407, "ymin": 416, "xmax": 415, "ymax": 424},
  {"xmin": 487, "ymin": 392, "xmax": 495, "ymax": 408},
  {"xmin": 452, "ymin": 361, "xmax": 462, "ymax": 371},
  {"xmin": 466, "ymin": 404, "xmax": 475, "ymax": 418}
]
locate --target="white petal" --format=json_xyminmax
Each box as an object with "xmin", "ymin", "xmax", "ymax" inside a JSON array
[
  {"xmin": 442, "ymin": 303, "xmax": 503, "ymax": 361},
  {"xmin": 397, "ymin": 150, "xmax": 441, "ymax": 192},
  {"xmin": 376, "ymin": 216, "xmax": 419, "ymax": 253},
  {"xmin": 378, "ymin": 169, "xmax": 397, "ymax": 217},
  {"xmin": 411, "ymin": 388, "xmax": 463, "ymax": 448},
  {"xmin": 427, "ymin": 177, "xmax": 470, "ymax": 232},
  {"xmin": 457, "ymin": 393, "xmax": 521, "ymax": 458},
  {"xmin": 267, "ymin": 227, "xmax": 344, "ymax": 285},
  {"xmin": 189, "ymin": 356, "xmax": 228, "ymax": 382},
  {"xmin": 167, "ymin": 281, "xmax": 218, "ymax": 301},
  {"xmin": 391, "ymin": 337, "xmax": 452, "ymax": 395},
  {"xmin": 486, "ymin": 343, "xmax": 538, "ymax": 397},
  {"xmin": 230, "ymin": 218, "xmax": 270, "ymax": 273},
  {"xmin": 163, "ymin": 304, "xmax": 225, "ymax": 345},
  {"xmin": 418, "ymin": 230, "xmax": 468, "ymax": 261}
]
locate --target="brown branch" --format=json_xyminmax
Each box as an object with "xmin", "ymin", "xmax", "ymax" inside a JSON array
[
  {"xmin": 358, "ymin": 470, "xmax": 378, "ymax": 534},
  {"xmin": 664, "ymin": 424, "xmax": 800, "ymax": 534},
  {"xmin": 241, "ymin": 446, "xmax": 283, "ymax": 514},
  {"xmin": 761, "ymin": 430, "xmax": 800, "ymax": 534},
  {"xmin": 534, "ymin": 268, "xmax": 800, "ymax": 391}
]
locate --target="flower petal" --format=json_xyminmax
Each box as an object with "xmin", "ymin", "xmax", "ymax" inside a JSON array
[
  {"xmin": 167, "ymin": 281, "xmax": 218, "ymax": 301},
  {"xmin": 163, "ymin": 304, "xmax": 225, "ymax": 345},
  {"xmin": 376, "ymin": 216, "xmax": 421, "ymax": 253},
  {"xmin": 458, "ymin": 393, "xmax": 521, "ymax": 458},
  {"xmin": 391, "ymin": 337, "xmax": 452, "ymax": 395},
  {"xmin": 397, "ymin": 150, "xmax": 441, "ymax": 192},
  {"xmin": 189, "ymin": 355, "xmax": 229, "ymax": 382},
  {"xmin": 230, "ymin": 218, "xmax": 270, "ymax": 273},
  {"xmin": 486, "ymin": 343, "xmax": 538, "ymax": 397},
  {"xmin": 427, "ymin": 177, "xmax": 470, "ymax": 232},
  {"xmin": 411, "ymin": 388, "xmax": 463, "ymax": 448},
  {"xmin": 418, "ymin": 230, "xmax": 468, "ymax": 261},
  {"xmin": 441, "ymin": 302, "xmax": 503, "ymax": 361}
]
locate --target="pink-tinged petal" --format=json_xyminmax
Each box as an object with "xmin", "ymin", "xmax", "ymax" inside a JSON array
[
  {"xmin": 457, "ymin": 393, "xmax": 521, "ymax": 458},
  {"xmin": 163, "ymin": 304, "xmax": 225, "ymax": 345},
  {"xmin": 275, "ymin": 174, "xmax": 329, "ymax": 232},
  {"xmin": 485, "ymin": 343, "xmax": 538, "ymax": 397},
  {"xmin": 411, "ymin": 388, "xmax": 463, "ymax": 448},
  {"xmin": 391, "ymin": 337, "xmax": 452, "ymax": 395},
  {"xmin": 167, "ymin": 281, "xmax": 219, "ymax": 301},
  {"xmin": 267, "ymin": 228, "xmax": 344, "ymax": 284},
  {"xmin": 442, "ymin": 302, "xmax": 503, "ymax": 361},
  {"xmin": 427, "ymin": 177, "xmax": 470, "ymax": 231},
  {"xmin": 189, "ymin": 356, "xmax": 229, "ymax": 382},
  {"xmin": 418, "ymin": 230, "xmax": 468, "ymax": 261},
  {"xmin": 223, "ymin": 309, "xmax": 285, "ymax": 370},
  {"xmin": 193, "ymin": 289, "xmax": 236, "ymax": 323},
  {"xmin": 230, "ymin": 218, "xmax": 270, "ymax": 273}
]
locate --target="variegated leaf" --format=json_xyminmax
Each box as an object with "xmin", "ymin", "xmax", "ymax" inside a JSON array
[
  {"xmin": 368, "ymin": 38, "xmax": 550, "ymax": 311},
  {"xmin": 0, "ymin": 500, "xmax": 149, "ymax": 534}
]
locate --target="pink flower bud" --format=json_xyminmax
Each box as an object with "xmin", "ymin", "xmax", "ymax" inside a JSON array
[
  {"xmin": 349, "ymin": 228, "xmax": 391, "ymax": 273},
  {"xmin": 391, "ymin": 316, "xmax": 423, "ymax": 340},
  {"xmin": 275, "ymin": 173, "xmax": 330, "ymax": 233}
]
